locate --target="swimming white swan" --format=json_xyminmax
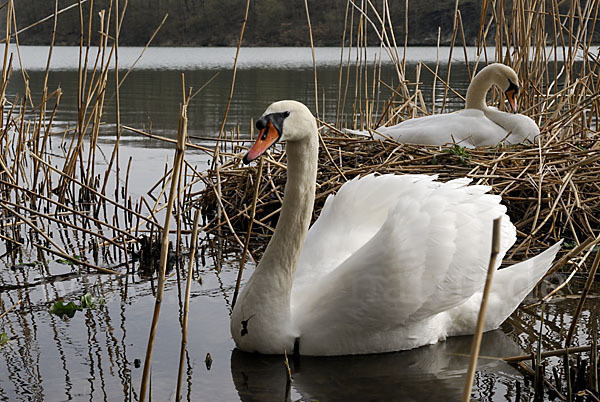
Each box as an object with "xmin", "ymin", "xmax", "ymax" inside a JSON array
[
  {"xmin": 231, "ymin": 100, "xmax": 561, "ymax": 356},
  {"xmin": 352, "ymin": 63, "xmax": 539, "ymax": 148}
]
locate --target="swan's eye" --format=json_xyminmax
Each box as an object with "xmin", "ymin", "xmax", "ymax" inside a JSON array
[
  {"xmin": 507, "ymin": 80, "xmax": 519, "ymax": 94},
  {"xmin": 261, "ymin": 131, "xmax": 268, "ymax": 140},
  {"xmin": 283, "ymin": 111, "xmax": 290, "ymax": 118}
]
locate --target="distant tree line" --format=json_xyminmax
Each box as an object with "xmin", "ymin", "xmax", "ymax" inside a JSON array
[
  {"xmin": 1, "ymin": 1, "xmax": 593, "ymax": 47},
  {"xmin": 3, "ymin": 0, "xmax": 482, "ymax": 46}
]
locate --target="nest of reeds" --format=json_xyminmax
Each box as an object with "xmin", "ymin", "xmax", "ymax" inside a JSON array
[{"xmin": 196, "ymin": 128, "xmax": 600, "ymax": 265}]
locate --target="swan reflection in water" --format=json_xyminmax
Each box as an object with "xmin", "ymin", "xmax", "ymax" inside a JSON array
[{"xmin": 231, "ymin": 330, "xmax": 522, "ymax": 401}]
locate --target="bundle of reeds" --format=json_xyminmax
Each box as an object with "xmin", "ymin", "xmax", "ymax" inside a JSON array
[{"xmin": 0, "ymin": 0, "xmax": 173, "ymax": 277}]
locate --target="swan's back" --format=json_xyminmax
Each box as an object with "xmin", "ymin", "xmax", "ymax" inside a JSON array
[{"xmin": 373, "ymin": 110, "xmax": 507, "ymax": 148}]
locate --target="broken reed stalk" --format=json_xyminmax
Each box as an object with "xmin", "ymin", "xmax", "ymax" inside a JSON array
[
  {"xmin": 139, "ymin": 77, "xmax": 189, "ymax": 402},
  {"xmin": 121, "ymin": 125, "xmax": 214, "ymax": 153},
  {"xmin": 0, "ymin": 298, "xmax": 21, "ymax": 320},
  {"xmin": 232, "ymin": 157, "xmax": 263, "ymax": 308},
  {"xmin": 175, "ymin": 208, "xmax": 201, "ymax": 402},
  {"xmin": 503, "ymin": 345, "xmax": 599, "ymax": 363},
  {"xmin": 118, "ymin": 13, "xmax": 168, "ymax": 89},
  {"xmin": 461, "ymin": 217, "xmax": 501, "ymax": 402}
]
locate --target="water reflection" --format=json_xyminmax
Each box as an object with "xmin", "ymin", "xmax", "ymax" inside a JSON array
[
  {"xmin": 231, "ymin": 331, "xmax": 522, "ymax": 402},
  {"xmin": 6, "ymin": 65, "xmax": 471, "ymax": 140},
  {"xmin": 1, "ymin": 245, "xmax": 598, "ymax": 401}
]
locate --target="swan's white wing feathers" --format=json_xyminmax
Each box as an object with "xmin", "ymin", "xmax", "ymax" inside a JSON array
[
  {"xmin": 408, "ymin": 182, "xmax": 516, "ymax": 321},
  {"xmin": 292, "ymin": 174, "xmax": 437, "ymax": 301},
  {"xmin": 293, "ymin": 176, "xmax": 514, "ymax": 335},
  {"xmin": 483, "ymin": 107, "xmax": 540, "ymax": 145}
]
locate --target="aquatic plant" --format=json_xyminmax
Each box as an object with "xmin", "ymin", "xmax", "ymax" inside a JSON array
[{"xmin": 49, "ymin": 292, "xmax": 105, "ymax": 318}]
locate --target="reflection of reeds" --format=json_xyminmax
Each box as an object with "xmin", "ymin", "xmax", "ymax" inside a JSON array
[{"xmin": 176, "ymin": 208, "xmax": 201, "ymax": 402}]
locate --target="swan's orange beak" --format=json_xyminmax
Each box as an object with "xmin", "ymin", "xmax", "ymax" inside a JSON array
[
  {"xmin": 243, "ymin": 121, "xmax": 280, "ymax": 164},
  {"xmin": 505, "ymin": 88, "xmax": 518, "ymax": 113}
]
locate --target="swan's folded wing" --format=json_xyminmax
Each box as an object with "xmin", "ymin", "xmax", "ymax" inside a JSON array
[
  {"xmin": 292, "ymin": 174, "xmax": 437, "ymax": 302},
  {"xmin": 293, "ymin": 178, "xmax": 516, "ymax": 335}
]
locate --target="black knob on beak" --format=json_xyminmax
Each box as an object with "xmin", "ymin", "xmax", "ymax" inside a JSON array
[{"xmin": 256, "ymin": 117, "xmax": 268, "ymax": 130}]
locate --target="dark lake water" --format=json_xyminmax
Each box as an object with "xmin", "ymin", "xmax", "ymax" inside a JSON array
[
  {"xmin": 0, "ymin": 46, "xmax": 596, "ymax": 402},
  {"xmin": 6, "ymin": 46, "xmax": 477, "ymax": 139}
]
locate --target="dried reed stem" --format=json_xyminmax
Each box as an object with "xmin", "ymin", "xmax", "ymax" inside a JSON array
[
  {"xmin": 0, "ymin": 0, "xmax": 88, "ymax": 42},
  {"xmin": 504, "ymin": 345, "xmax": 599, "ymax": 363},
  {"xmin": 0, "ymin": 203, "xmax": 120, "ymax": 275},
  {"xmin": 461, "ymin": 217, "xmax": 501, "ymax": 402},
  {"xmin": 232, "ymin": 157, "xmax": 263, "ymax": 308},
  {"xmin": 0, "ymin": 299, "xmax": 21, "ymax": 320},
  {"xmin": 175, "ymin": 208, "xmax": 201, "ymax": 401},
  {"xmin": 139, "ymin": 77, "xmax": 189, "ymax": 402},
  {"xmin": 304, "ymin": 0, "xmax": 319, "ymax": 120}
]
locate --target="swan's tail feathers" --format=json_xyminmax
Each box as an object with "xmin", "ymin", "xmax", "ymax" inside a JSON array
[
  {"xmin": 344, "ymin": 127, "xmax": 394, "ymax": 141},
  {"xmin": 485, "ymin": 240, "xmax": 563, "ymax": 329},
  {"xmin": 446, "ymin": 240, "xmax": 562, "ymax": 337}
]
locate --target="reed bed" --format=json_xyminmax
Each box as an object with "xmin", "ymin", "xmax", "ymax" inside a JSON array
[{"xmin": 0, "ymin": 0, "xmax": 176, "ymax": 282}]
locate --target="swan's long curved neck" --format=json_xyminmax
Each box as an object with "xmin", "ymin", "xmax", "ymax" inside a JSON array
[
  {"xmin": 259, "ymin": 134, "xmax": 318, "ymax": 281},
  {"xmin": 232, "ymin": 129, "xmax": 318, "ymax": 339},
  {"xmin": 465, "ymin": 68, "xmax": 496, "ymax": 111}
]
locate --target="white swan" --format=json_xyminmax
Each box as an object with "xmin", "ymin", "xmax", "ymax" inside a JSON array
[
  {"xmin": 231, "ymin": 100, "xmax": 561, "ymax": 356},
  {"xmin": 353, "ymin": 63, "xmax": 539, "ymax": 148}
]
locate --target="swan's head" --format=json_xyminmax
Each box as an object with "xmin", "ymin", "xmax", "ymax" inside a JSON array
[
  {"xmin": 243, "ymin": 100, "xmax": 316, "ymax": 164},
  {"xmin": 486, "ymin": 63, "xmax": 520, "ymax": 113}
]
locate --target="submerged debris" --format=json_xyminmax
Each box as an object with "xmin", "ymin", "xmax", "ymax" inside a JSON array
[
  {"xmin": 133, "ymin": 235, "xmax": 177, "ymax": 277},
  {"xmin": 0, "ymin": 332, "xmax": 9, "ymax": 347}
]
